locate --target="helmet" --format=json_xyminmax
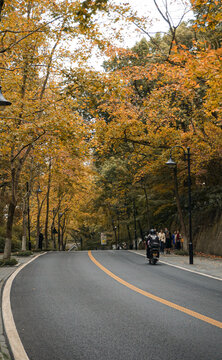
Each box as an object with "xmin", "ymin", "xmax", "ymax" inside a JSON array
[{"xmin": 149, "ymin": 229, "xmax": 156, "ymax": 235}]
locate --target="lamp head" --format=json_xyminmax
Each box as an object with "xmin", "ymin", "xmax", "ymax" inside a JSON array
[
  {"xmin": 166, "ymin": 156, "xmax": 177, "ymax": 167},
  {"xmin": 0, "ymin": 86, "xmax": 11, "ymax": 109},
  {"xmin": 36, "ymin": 186, "xmax": 42, "ymax": 194}
]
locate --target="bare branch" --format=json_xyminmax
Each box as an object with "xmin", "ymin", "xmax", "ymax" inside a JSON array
[
  {"xmin": 0, "ymin": 29, "xmax": 45, "ymax": 35},
  {"xmin": 153, "ymin": 0, "xmax": 169, "ymax": 24}
]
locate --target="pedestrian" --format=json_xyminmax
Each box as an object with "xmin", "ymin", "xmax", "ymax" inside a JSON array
[
  {"xmin": 165, "ymin": 228, "xmax": 171, "ymax": 254},
  {"xmin": 158, "ymin": 229, "xmax": 166, "ymax": 254},
  {"xmin": 181, "ymin": 237, "xmax": 184, "ymax": 250},
  {"xmin": 172, "ymin": 231, "xmax": 176, "ymax": 249},
  {"xmin": 175, "ymin": 230, "xmax": 181, "ymax": 250}
]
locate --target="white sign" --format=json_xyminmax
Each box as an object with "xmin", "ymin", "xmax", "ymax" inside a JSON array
[{"xmin": 101, "ymin": 233, "xmax": 107, "ymax": 245}]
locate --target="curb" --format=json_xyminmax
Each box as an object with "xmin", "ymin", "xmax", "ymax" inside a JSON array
[{"xmin": 0, "ymin": 280, "xmax": 11, "ymax": 360}]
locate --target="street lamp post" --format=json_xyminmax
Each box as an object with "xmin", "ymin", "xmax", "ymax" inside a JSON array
[
  {"xmin": 166, "ymin": 146, "xmax": 193, "ymax": 265},
  {"xmin": 26, "ymin": 182, "xmax": 31, "ymax": 250},
  {"xmin": 1, "ymin": 87, "xmax": 11, "ymax": 260},
  {"xmin": 36, "ymin": 186, "xmax": 42, "ymax": 249},
  {"xmin": 114, "ymin": 225, "xmax": 117, "ymax": 249}
]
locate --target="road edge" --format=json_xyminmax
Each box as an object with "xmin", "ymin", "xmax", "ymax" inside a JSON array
[
  {"xmin": 2, "ymin": 253, "xmax": 46, "ymax": 360},
  {"xmin": 129, "ymin": 250, "xmax": 222, "ymax": 281}
]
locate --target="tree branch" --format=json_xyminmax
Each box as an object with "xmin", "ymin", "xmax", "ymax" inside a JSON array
[
  {"xmin": 11, "ymin": 130, "xmax": 46, "ymax": 163},
  {"xmin": 0, "ymin": 16, "xmax": 62, "ymax": 53}
]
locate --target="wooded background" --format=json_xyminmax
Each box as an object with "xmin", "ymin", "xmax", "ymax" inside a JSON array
[{"xmin": 0, "ymin": 0, "xmax": 221, "ymax": 258}]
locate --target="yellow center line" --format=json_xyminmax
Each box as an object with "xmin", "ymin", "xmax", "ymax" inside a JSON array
[{"xmin": 88, "ymin": 251, "xmax": 222, "ymax": 329}]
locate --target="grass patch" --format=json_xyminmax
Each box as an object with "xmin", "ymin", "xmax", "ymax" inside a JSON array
[{"xmin": 174, "ymin": 249, "xmax": 189, "ymax": 256}]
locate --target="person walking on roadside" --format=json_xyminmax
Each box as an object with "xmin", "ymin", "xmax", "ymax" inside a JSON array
[
  {"xmin": 180, "ymin": 236, "xmax": 184, "ymax": 250},
  {"xmin": 165, "ymin": 228, "xmax": 172, "ymax": 254},
  {"xmin": 175, "ymin": 230, "xmax": 181, "ymax": 250},
  {"xmin": 172, "ymin": 231, "xmax": 176, "ymax": 249},
  {"xmin": 158, "ymin": 229, "xmax": 166, "ymax": 254}
]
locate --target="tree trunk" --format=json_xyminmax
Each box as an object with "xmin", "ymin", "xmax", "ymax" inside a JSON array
[
  {"xmin": 36, "ymin": 194, "xmax": 40, "ymax": 249},
  {"xmin": 173, "ymin": 167, "xmax": 188, "ymax": 249},
  {"xmin": 58, "ymin": 213, "xmax": 61, "ymax": 251},
  {"xmin": 36, "ymin": 194, "xmax": 45, "ymax": 249},
  {"xmin": 0, "ymin": 186, "xmax": 6, "ymax": 225},
  {"xmin": 138, "ymin": 219, "xmax": 144, "ymax": 241},
  {"xmin": 61, "ymin": 216, "xmax": 66, "ymax": 251},
  {"xmin": 126, "ymin": 224, "xmax": 132, "ymax": 248},
  {"xmin": 112, "ymin": 219, "xmax": 117, "ymax": 248},
  {"xmin": 133, "ymin": 199, "xmax": 137, "ymax": 250},
  {"xmin": 3, "ymin": 202, "xmax": 16, "ymax": 260},
  {"xmin": 143, "ymin": 187, "xmax": 150, "ymax": 231},
  {"xmin": 51, "ymin": 208, "xmax": 58, "ymax": 250},
  {"xmin": 44, "ymin": 159, "xmax": 52, "ymax": 249},
  {"xmin": 0, "ymin": 1, "xmax": 4, "ymax": 21},
  {"xmin": 117, "ymin": 215, "xmax": 120, "ymax": 244},
  {"xmin": 51, "ymin": 227, "xmax": 55, "ymax": 249},
  {"xmin": 22, "ymin": 198, "xmax": 27, "ymax": 251}
]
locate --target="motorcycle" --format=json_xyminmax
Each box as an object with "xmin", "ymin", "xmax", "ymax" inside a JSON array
[{"xmin": 146, "ymin": 235, "xmax": 160, "ymax": 265}]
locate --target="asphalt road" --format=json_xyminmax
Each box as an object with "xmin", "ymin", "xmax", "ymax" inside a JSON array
[{"xmin": 11, "ymin": 251, "xmax": 222, "ymax": 360}]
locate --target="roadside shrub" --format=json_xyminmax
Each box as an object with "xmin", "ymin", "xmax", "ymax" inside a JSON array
[
  {"xmin": 0, "ymin": 235, "xmax": 5, "ymax": 252},
  {"xmin": 0, "ymin": 258, "xmax": 18, "ymax": 266},
  {"xmin": 16, "ymin": 251, "xmax": 33, "ymax": 256}
]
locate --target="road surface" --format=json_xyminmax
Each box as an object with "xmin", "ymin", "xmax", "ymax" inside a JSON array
[{"xmin": 11, "ymin": 251, "xmax": 222, "ymax": 360}]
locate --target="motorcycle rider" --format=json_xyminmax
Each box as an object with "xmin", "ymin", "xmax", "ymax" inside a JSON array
[{"xmin": 145, "ymin": 229, "xmax": 160, "ymax": 258}]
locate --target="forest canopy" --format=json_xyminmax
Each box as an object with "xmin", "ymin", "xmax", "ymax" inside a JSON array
[{"xmin": 0, "ymin": 0, "xmax": 221, "ymax": 258}]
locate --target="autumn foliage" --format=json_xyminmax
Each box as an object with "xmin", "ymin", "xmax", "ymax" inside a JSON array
[{"xmin": 0, "ymin": 0, "xmax": 221, "ymax": 257}]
